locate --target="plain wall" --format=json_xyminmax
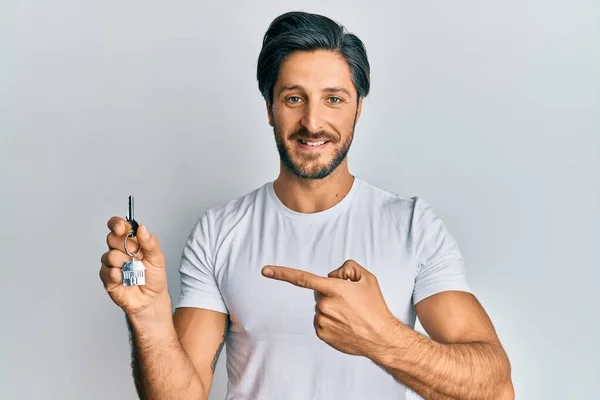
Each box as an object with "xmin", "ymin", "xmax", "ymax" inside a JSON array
[{"xmin": 1, "ymin": 1, "xmax": 598, "ymax": 399}]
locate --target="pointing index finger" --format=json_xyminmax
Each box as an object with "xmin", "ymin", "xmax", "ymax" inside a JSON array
[{"xmin": 261, "ymin": 265, "xmax": 336, "ymax": 294}]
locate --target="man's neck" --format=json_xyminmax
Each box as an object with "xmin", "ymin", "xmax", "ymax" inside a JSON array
[{"xmin": 273, "ymin": 164, "xmax": 355, "ymax": 214}]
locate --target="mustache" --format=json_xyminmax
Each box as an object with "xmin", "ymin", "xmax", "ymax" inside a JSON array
[{"xmin": 290, "ymin": 129, "xmax": 337, "ymax": 142}]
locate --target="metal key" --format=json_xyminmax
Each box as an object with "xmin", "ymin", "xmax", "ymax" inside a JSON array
[
  {"xmin": 126, "ymin": 195, "xmax": 139, "ymax": 237},
  {"xmin": 122, "ymin": 194, "xmax": 145, "ymax": 286}
]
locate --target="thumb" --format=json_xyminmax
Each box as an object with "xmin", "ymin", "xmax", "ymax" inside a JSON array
[
  {"xmin": 136, "ymin": 225, "xmax": 164, "ymax": 267},
  {"xmin": 327, "ymin": 260, "xmax": 363, "ymax": 282}
]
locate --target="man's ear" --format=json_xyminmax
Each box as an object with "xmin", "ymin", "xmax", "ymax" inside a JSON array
[{"xmin": 266, "ymin": 102, "xmax": 274, "ymax": 127}]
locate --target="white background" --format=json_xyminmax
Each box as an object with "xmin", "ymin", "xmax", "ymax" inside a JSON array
[{"xmin": 1, "ymin": 1, "xmax": 598, "ymax": 399}]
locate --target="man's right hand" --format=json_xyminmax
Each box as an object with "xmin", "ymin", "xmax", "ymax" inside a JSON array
[{"xmin": 100, "ymin": 217, "xmax": 168, "ymax": 316}]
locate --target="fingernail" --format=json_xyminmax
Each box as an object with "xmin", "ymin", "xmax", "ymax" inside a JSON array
[{"xmin": 262, "ymin": 267, "xmax": 273, "ymax": 277}]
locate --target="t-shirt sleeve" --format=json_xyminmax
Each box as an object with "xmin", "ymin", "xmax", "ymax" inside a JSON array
[
  {"xmin": 174, "ymin": 212, "xmax": 229, "ymax": 314},
  {"xmin": 411, "ymin": 197, "xmax": 472, "ymax": 305}
]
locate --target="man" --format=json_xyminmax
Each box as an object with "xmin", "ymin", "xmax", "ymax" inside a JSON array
[{"xmin": 100, "ymin": 11, "xmax": 514, "ymax": 400}]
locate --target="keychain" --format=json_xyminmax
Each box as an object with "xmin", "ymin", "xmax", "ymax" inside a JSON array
[{"xmin": 121, "ymin": 195, "xmax": 146, "ymax": 286}]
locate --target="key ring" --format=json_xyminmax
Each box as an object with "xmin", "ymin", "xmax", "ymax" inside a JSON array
[
  {"xmin": 120, "ymin": 195, "xmax": 146, "ymax": 287},
  {"xmin": 124, "ymin": 230, "xmax": 140, "ymax": 258}
]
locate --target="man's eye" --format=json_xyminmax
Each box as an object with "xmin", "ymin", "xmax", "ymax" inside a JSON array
[
  {"xmin": 287, "ymin": 96, "xmax": 302, "ymax": 103},
  {"xmin": 329, "ymin": 97, "xmax": 342, "ymax": 104}
]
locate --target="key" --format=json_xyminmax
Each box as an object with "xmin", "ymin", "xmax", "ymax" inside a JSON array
[
  {"xmin": 122, "ymin": 194, "xmax": 146, "ymax": 286},
  {"xmin": 126, "ymin": 195, "xmax": 139, "ymax": 237}
]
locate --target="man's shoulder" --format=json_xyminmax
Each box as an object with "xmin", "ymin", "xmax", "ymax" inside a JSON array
[
  {"xmin": 200, "ymin": 181, "xmax": 271, "ymax": 226},
  {"xmin": 356, "ymin": 178, "xmax": 418, "ymax": 212},
  {"xmin": 356, "ymin": 178, "xmax": 440, "ymax": 229}
]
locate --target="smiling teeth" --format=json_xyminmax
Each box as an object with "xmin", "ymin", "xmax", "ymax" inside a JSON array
[{"xmin": 300, "ymin": 140, "xmax": 326, "ymax": 146}]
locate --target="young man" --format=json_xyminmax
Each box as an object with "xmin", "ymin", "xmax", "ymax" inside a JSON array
[{"xmin": 100, "ymin": 11, "xmax": 514, "ymax": 400}]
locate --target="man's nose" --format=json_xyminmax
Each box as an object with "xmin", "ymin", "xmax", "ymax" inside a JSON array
[{"xmin": 300, "ymin": 102, "xmax": 325, "ymax": 133}]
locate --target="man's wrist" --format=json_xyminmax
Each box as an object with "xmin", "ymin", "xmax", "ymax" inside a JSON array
[
  {"xmin": 126, "ymin": 290, "xmax": 174, "ymax": 336},
  {"xmin": 366, "ymin": 316, "xmax": 414, "ymax": 366}
]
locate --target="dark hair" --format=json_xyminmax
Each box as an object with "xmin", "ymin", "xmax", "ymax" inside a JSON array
[{"xmin": 257, "ymin": 11, "xmax": 370, "ymax": 105}]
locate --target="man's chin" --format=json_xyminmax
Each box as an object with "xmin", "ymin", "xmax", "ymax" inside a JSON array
[
  {"xmin": 276, "ymin": 142, "xmax": 347, "ymax": 180},
  {"xmin": 287, "ymin": 163, "xmax": 335, "ymax": 180}
]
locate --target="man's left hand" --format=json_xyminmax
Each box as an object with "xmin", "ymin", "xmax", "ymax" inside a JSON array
[{"xmin": 261, "ymin": 259, "xmax": 397, "ymax": 358}]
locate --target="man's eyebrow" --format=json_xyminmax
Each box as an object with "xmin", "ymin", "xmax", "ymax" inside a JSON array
[
  {"xmin": 322, "ymin": 87, "xmax": 352, "ymax": 97},
  {"xmin": 277, "ymin": 85, "xmax": 352, "ymax": 97}
]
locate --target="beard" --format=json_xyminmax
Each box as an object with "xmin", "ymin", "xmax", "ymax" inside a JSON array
[
  {"xmin": 273, "ymin": 118, "xmax": 357, "ymax": 180},
  {"xmin": 273, "ymin": 125, "xmax": 354, "ymax": 180}
]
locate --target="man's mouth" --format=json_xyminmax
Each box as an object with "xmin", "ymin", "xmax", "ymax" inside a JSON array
[{"xmin": 298, "ymin": 138, "xmax": 329, "ymax": 147}]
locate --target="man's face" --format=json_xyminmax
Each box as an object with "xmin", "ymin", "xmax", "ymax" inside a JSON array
[{"xmin": 268, "ymin": 50, "xmax": 362, "ymax": 180}]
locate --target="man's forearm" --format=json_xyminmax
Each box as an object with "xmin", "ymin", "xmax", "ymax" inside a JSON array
[
  {"xmin": 126, "ymin": 291, "xmax": 206, "ymax": 400},
  {"xmin": 369, "ymin": 319, "xmax": 513, "ymax": 400}
]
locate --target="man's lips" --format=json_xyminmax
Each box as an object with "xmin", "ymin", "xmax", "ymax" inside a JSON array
[{"xmin": 296, "ymin": 138, "xmax": 330, "ymax": 149}]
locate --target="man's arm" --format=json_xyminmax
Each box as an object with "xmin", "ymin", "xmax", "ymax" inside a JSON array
[
  {"xmin": 172, "ymin": 305, "xmax": 230, "ymax": 394},
  {"xmin": 260, "ymin": 261, "xmax": 514, "ymax": 399},
  {"xmin": 127, "ymin": 290, "xmax": 229, "ymax": 400},
  {"xmin": 370, "ymin": 291, "xmax": 514, "ymax": 400}
]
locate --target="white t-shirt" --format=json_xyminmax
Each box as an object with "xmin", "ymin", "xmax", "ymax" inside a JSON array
[{"xmin": 175, "ymin": 176, "xmax": 472, "ymax": 400}]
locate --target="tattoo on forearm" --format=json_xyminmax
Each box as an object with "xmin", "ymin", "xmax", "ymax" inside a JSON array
[{"xmin": 211, "ymin": 317, "xmax": 230, "ymax": 372}]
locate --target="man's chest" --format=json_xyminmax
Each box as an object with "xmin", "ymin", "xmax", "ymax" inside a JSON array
[{"xmin": 213, "ymin": 219, "xmax": 418, "ymax": 338}]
